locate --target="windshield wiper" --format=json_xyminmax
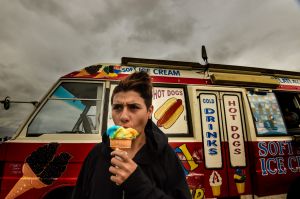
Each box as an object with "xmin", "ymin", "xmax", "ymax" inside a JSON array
[
  {"xmin": 56, "ymin": 130, "xmax": 85, "ymax": 134},
  {"xmin": 27, "ymin": 130, "xmax": 85, "ymax": 137}
]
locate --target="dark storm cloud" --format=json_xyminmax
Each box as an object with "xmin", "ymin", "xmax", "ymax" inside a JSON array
[
  {"xmin": 0, "ymin": 103, "xmax": 34, "ymax": 137},
  {"xmin": 0, "ymin": 63, "xmax": 43, "ymax": 99},
  {"xmin": 1, "ymin": 0, "xmax": 300, "ymax": 137},
  {"xmin": 130, "ymin": 13, "xmax": 195, "ymax": 43},
  {"xmin": 126, "ymin": 1, "xmax": 195, "ymax": 44},
  {"xmin": 183, "ymin": 0, "xmax": 300, "ymax": 71},
  {"xmin": 18, "ymin": 0, "xmax": 189, "ymax": 41},
  {"xmin": 19, "ymin": 0, "xmax": 94, "ymax": 33},
  {"xmin": 20, "ymin": 0, "xmax": 64, "ymax": 15},
  {"xmin": 0, "ymin": 61, "xmax": 42, "ymax": 137}
]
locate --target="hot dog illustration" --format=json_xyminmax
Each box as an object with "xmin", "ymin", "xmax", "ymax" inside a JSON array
[{"xmin": 154, "ymin": 97, "xmax": 184, "ymax": 129}]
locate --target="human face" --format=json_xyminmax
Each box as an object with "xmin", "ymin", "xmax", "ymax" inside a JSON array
[{"xmin": 111, "ymin": 91, "xmax": 153, "ymax": 134}]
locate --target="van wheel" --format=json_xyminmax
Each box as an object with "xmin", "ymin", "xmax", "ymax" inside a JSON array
[
  {"xmin": 287, "ymin": 177, "xmax": 300, "ymax": 199},
  {"xmin": 43, "ymin": 186, "xmax": 74, "ymax": 199}
]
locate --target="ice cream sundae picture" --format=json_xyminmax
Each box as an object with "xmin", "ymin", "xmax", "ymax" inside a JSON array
[
  {"xmin": 234, "ymin": 168, "xmax": 246, "ymax": 194},
  {"xmin": 107, "ymin": 125, "xmax": 140, "ymax": 149},
  {"xmin": 5, "ymin": 143, "xmax": 72, "ymax": 199},
  {"xmin": 209, "ymin": 170, "xmax": 222, "ymax": 197}
]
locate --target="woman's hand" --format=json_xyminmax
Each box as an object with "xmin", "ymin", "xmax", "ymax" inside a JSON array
[{"xmin": 109, "ymin": 149, "xmax": 137, "ymax": 185}]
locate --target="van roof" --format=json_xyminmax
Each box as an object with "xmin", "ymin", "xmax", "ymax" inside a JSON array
[
  {"xmin": 61, "ymin": 57, "xmax": 300, "ymax": 89},
  {"xmin": 64, "ymin": 57, "xmax": 300, "ymax": 77}
]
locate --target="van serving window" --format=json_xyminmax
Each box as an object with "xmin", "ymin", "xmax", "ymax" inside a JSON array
[
  {"xmin": 247, "ymin": 91, "xmax": 287, "ymax": 136},
  {"xmin": 27, "ymin": 82, "xmax": 103, "ymax": 135},
  {"xmin": 275, "ymin": 92, "xmax": 300, "ymax": 134}
]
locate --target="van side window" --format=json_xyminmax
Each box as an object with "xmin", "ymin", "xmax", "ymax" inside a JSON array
[
  {"xmin": 28, "ymin": 82, "xmax": 103, "ymax": 135},
  {"xmin": 247, "ymin": 91, "xmax": 287, "ymax": 136},
  {"xmin": 275, "ymin": 92, "xmax": 300, "ymax": 134}
]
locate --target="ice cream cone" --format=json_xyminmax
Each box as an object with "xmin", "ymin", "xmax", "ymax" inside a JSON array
[
  {"xmin": 211, "ymin": 185, "xmax": 221, "ymax": 196},
  {"xmin": 107, "ymin": 126, "xmax": 139, "ymax": 149},
  {"xmin": 110, "ymin": 139, "xmax": 132, "ymax": 149},
  {"xmin": 236, "ymin": 182, "xmax": 245, "ymax": 194},
  {"xmin": 5, "ymin": 163, "xmax": 47, "ymax": 199}
]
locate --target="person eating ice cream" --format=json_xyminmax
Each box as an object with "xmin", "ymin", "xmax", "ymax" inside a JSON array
[{"xmin": 72, "ymin": 71, "xmax": 191, "ymax": 199}]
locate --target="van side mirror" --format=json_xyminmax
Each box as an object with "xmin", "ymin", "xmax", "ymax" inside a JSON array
[
  {"xmin": 1, "ymin": 96, "xmax": 38, "ymax": 110},
  {"xmin": 3, "ymin": 96, "xmax": 10, "ymax": 110}
]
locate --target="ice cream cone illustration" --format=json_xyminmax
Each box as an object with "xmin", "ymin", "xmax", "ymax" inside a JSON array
[
  {"xmin": 5, "ymin": 163, "xmax": 47, "ymax": 199},
  {"xmin": 209, "ymin": 170, "xmax": 222, "ymax": 197},
  {"xmin": 107, "ymin": 125, "xmax": 139, "ymax": 149},
  {"xmin": 234, "ymin": 168, "xmax": 246, "ymax": 194},
  {"xmin": 5, "ymin": 143, "xmax": 72, "ymax": 199}
]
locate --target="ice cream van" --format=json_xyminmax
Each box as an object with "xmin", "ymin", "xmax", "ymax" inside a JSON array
[{"xmin": 1, "ymin": 57, "xmax": 300, "ymax": 199}]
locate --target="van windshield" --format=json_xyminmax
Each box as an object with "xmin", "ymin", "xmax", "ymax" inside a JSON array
[{"xmin": 27, "ymin": 82, "xmax": 103, "ymax": 136}]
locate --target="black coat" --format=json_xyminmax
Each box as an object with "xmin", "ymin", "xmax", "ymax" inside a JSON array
[{"xmin": 72, "ymin": 120, "xmax": 192, "ymax": 199}]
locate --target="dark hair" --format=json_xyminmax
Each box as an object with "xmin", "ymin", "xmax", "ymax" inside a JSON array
[{"xmin": 111, "ymin": 71, "xmax": 153, "ymax": 109}]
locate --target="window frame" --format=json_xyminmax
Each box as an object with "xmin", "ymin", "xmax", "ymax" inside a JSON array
[
  {"xmin": 246, "ymin": 90, "xmax": 289, "ymax": 137},
  {"xmin": 274, "ymin": 91, "xmax": 300, "ymax": 135},
  {"xmin": 26, "ymin": 80, "xmax": 105, "ymax": 137},
  {"xmin": 153, "ymin": 83, "xmax": 193, "ymax": 137}
]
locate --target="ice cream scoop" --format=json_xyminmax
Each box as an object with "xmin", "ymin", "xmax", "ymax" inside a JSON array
[{"xmin": 107, "ymin": 125, "xmax": 139, "ymax": 149}]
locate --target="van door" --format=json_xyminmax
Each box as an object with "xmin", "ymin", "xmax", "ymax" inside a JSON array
[{"xmin": 197, "ymin": 89, "xmax": 250, "ymax": 198}]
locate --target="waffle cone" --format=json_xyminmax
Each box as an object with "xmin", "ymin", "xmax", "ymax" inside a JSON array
[
  {"xmin": 5, "ymin": 163, "xmax": 47, "ymax": 199},
  {"xmin": 110, "ymin": 139, "xmax": 132, "ymax": 149}
]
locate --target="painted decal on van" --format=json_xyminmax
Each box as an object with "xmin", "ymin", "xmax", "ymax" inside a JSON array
[
  {"xmin": 154, "ymin": 97, "xmax": 184, "ymax": 129},
  {"xmin": 209, "ymin": 170, "xmax": 222, "ymax": 197},
  {"xmin": 234, "ymin": 168, "xmax": 246, "ymax": 194},
  {"xmin": 223, "ymin": 95, "xmax": 246, "ymax": 167},
  {"xmin": 5, "ymin": 143, "xmax": 71, "ymax": 199},
  {"xmin": 73, "ymin": 65, "xmax": 121, "ymax": 78},
  {"xmin": 152, "ymin": 87, "xmax": 188, "ymax": 134},
  {"xmin": 174, "ymin": 144, "xmax": 204, "ymax": 199},
  {"xmin": 190, "ymin": 188, "xmax": 205, "ymax": 199},
  {"xmin": 199, "ymin": 93, "xmax": 222, "ymax": 168},
  {"xmin": 258, "ymin": 141, "xmax": 300, "ymax": 175},
  {"xmin": 121, "ymin": 66, "xmax": 181, "ymax": 77},
  {"xmin": 175, "ymin": 144, "xmax": 199, "ymax": 174}
]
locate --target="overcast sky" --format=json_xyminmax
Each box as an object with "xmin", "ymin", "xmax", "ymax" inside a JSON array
[{"xmin": 1, "ymin": 0, "xmax": 300, "ymax": 137}]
